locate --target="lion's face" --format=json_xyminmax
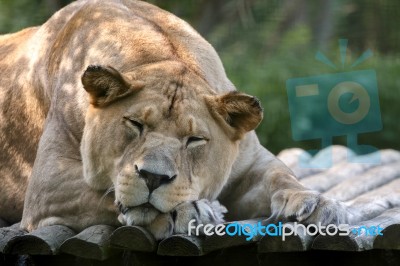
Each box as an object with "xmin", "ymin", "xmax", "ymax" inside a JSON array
[{"xmin": 80, "ymin": 61, "xmax": 262, "ymax": 225}]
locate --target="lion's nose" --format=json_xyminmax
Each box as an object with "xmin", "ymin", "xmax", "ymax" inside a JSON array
[{"xmin": 135, "ymin": 165, "xmax": 177, "ymax": 194}]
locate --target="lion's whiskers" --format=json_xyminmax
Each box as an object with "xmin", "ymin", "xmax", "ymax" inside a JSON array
[{"xmin": 96, "ymin": 185, "xmax": 115, "ymax": 212}]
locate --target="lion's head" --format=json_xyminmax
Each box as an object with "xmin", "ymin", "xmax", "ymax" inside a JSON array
[{"xmin": 80, "ymin": 61, "xmax": 262, "ymax": 226}]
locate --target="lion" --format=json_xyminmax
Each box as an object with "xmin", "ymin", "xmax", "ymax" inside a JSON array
[{"xmin": 0, "ymin": 0, "xmax": 358, "ymax": 239}]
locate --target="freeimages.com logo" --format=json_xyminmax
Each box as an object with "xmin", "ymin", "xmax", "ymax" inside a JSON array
[{"xmin": 286, "ymin": 39, "xmax": 382, "ymax": 168}]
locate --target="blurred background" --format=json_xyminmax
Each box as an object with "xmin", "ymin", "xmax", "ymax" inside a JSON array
[{"xmin": 0, "ymin": 0, "xmax": 399, "ymax": 154}]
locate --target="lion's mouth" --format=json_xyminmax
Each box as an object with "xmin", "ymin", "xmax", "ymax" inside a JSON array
[{"xmin": 116, "ymin": 201, "xmax": 155, "ymax": 214}]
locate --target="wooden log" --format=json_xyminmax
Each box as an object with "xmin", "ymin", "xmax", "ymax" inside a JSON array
[
  {"xmin": 310, "ymin": 145, "xmax": 352, "ymax": 167},
  {"xmin": 301, "ymin": 149, "xmax": 400, "ymax": 192},
  {"xmin": 60, "ymin": 225, "xmax": 118, "ymax": 260},
  {"xmin": 157, "ymin": 235, "xmax": 204, "ymax": 256},
  {"xmin": 346, "ymin": 178, "xmax": 400, "ymax": 220},
  {"xmin": 258, "ymin": 222, "xmax": 314, "ymax": 252},
  {"xmin": 202, "ymin": 232, "xmax": 249, "ymax": 253},
  {"xmin": 312, "ymin": 208, "xmax": 400, "ymax": 251},
  {"xmin": 109, "ymin": 225, "xmax": 156, "ymax": 252},
  {"xmin": 4, "ymin": 225, "xmax": 75, "ymax": 255},
  {"xmin": 277, "ymin": 148, "xmax": 309, "ymax": 176},
  {"xmin": 202, "ymin": 219, "xmax": 262, "ymax": 253},
  {"xmin": 285, "ymin": 145, "xmax": 352, "ymax": 179},
  {"xmin": 323, "ymin": 162, "xmax": 400, "ymax": 201},
  {"xmin": 374, "ymin": 223, "xmax": 400, "ymax": 250},
  {"xmin": 157, "ymin": 219, "xmax": 264, "ymax": 255},
  {"xmin": 277, "ymin": 148, "xmax": 306, "ymax": 168},
  {"xmin": 0, "ymin": 223, "xmax": 26, "ymax": 253}
]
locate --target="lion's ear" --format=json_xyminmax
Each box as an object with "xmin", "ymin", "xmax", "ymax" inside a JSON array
[
  {"xmin": 82, "ymin": 65, "xmax": 143, "ymax": 107},
  {"xmin": 205, "ymin": 91, "xmax": 263, "ymax": 140}
]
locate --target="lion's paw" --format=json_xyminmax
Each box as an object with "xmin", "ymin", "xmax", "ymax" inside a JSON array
[
  {"xmin": 146, "ymin": 199, "xmax": 227, "ymax": 240},
  {"xmin": 270, "ymin": 189, "xmax": 350, "ymax": 225}
]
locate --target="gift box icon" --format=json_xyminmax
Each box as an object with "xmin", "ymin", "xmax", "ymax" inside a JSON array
[{"xmin": 286, "ymin": 40, "xmax": 382, "ymax": 167}]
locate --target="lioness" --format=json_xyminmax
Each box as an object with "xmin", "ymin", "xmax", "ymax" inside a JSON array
[{"xmin": 0, "ymin": 0, "xmax": 355, "ymax": 239}]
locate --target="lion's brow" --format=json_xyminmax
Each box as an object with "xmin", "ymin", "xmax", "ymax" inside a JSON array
[
  {"xmin": 168, "ymin": 84, "xmax": 179, "ymax": 116},
  {"xmin": 188, "ymin": 117, "xmax": 195, "ymax": 134}
]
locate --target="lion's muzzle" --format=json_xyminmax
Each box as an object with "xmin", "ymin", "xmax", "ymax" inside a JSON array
[
  {"xmin": 135, "ymin": 164, "xmax": 177, "ymax": 193},
  {"xmin": 114, "ymin": 137, "xmax": 187, "ymax": 217}
]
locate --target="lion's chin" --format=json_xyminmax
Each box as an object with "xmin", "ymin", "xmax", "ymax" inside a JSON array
[{"xmin": 117, "ymin": 202, "xmax": 161, "ymax": 226}]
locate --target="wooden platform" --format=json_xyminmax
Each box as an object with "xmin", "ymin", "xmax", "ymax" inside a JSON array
[{"xmin": 1, "ymin": 145, "xmax": 400, "ymax": 265}]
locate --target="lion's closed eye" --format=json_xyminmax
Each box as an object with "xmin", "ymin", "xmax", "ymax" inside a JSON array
[
  {"xmin": 123, "ymin": 117, "xmax": 144, "ymax": 136},
  {"xmin": 186, "ymin": 136, "xmax": 208, "ymax": 149}
]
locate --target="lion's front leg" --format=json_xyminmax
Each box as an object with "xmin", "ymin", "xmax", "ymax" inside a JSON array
[
  {"xmin": 269, "ymin": 188, "xmax": 351, "ymax": 225},
  {"xmin": 265, "ymin": 160, "xmax": 364, "ymax": 225},
  {"xmin": 221, "ymin": 142, "xmax": 359, "ymax": 226},
  {"xmin": 119, "ymin": 199, "xmax": 227, "ymax": 240}
]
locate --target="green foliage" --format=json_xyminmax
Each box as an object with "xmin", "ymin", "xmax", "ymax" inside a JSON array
[
  {"xmin": 0, "ymin": 0, "xmax": 49, "ymax": 33},
  {"xmin": 215, "ymin": 28, "xmax": 400, "ymax": 154}
]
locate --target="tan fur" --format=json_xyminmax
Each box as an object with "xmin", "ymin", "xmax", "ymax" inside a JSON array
[{"xmin": 0, "ymin": 0, "xmax": 356, "ymax": 236}]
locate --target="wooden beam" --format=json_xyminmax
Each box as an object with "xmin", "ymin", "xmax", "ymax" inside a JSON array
[
  {"xmin": 109, "ymin": 225, "xmax": 156, "ymax": 252},
  {"xmin": 277, "ymin": 148, "xmax": 310, "ymax": 178},
  {"xmin": 258, "ymin": 222, "xmax": 314, "ymax": 252},
  {"xmin": 60, "ymin": 225, "xmax": 118, "ymax": 260},
  {"xmin": 279, "ymin": 146, "xmax": 352, "ymax": 179},
  {"xmin": 346, "ymin": 178, "xmax": 400, "ymax": 220},
  {"xmin": 4, "ymin": 225, "xmax": 74, "ymax": 255},
  {"xmin": 301, "ymin": 149, "xmax": 400, "ymax": 192},
  {"xmin": 277, "ymin": 148, "xmax": 307, "ymax": 168},
  {"xmin": 157, "ymin": 219, "xmax": 264, "ymax": 256},
  {"xmin": 203, "ymin": 219, "xmax": 262, "ymax": 253},
  {"xmin": 374, "ymin": 223, "xmax": 400, "ymax": 250},
  {"xmin": 202, "ymin": 232, "xmax": 251, "ymax": 253},
  {"xmin": 323, "ymin": 162, "xmax": 400, "ymax": 201},
  {"xmin": 310, "ymin": 145, "xmax": 352, "ymax": 169},
  {"xmin": 157, "ymin": 235, "xmax": 204, "ymax": 256},
  {"xmin": 0, "ymin": 223, "xmax": 26, "ymax": 253},
  {"xmin": 278, "ymin": 148, "xmax": 319, "ymax": 179},
  {"xmin": 312, "ymin": 208, "xmax": 400, "ymax": 251}
]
